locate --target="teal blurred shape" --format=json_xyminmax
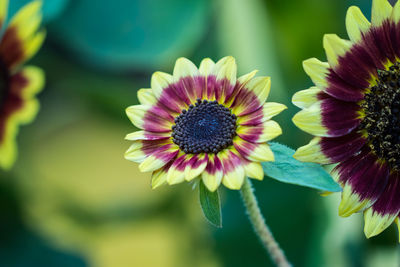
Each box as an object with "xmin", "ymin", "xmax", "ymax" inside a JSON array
[
  {"xmin": 262, "ymin": 142, "xmax": 342, "ymax": 192},
  {"xmin": 49, "ymin": 0, "xmax": 210, "ymax": 72},
  {"xmin": 8, "ymin": 0, "xmax": 69, "ymax": 22}
]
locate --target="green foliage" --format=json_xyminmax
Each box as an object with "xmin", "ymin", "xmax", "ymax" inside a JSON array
[
  {"xmin": 199, "ymin": 180, "xmax": 222, "ymax": 228},
  {"xmin": 49, "ymin": 0, "xmax": 210, "ymax": 71},
  {"xmin": 262, "ymin": 142, "xmax": 342, "ymax": 192}
]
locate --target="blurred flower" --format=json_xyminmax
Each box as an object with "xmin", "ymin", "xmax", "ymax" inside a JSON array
[
  {"xmin": 292, "ymin": 0, "xmax": 400, "ymax": 240},
  {"xmin": 0, "ymin": 0, "xmax": 45, "ymax": 169},
  {"xmin": 125, "ymin": 56, "xmax": 286, "ymax": 191}
]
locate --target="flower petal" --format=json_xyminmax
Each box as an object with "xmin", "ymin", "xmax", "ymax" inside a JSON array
[
  {"xmin": 0, "ymin": 66, "xmax": 44, "ymax": 170},
  {"xmin": 233, "ymin": 136, "xmax": 274, "ymax": 162},
  {"xmin": 220, "ymin": 149, "xmax": 246, "ymax": 190},
  {"xmin": 199, "ymin": 58, "xmax": 215, "ymax": 77},
  {"xmin": 167, "ymin": 153, "xmax": 189, "ymax": 185},
  {"xmin": 346, "ymin": 6, "xmax": 371, "ymax": 42},
  {"xmin": 303, "ymin": 58, "xmax": 330, "ymax": 89},
  {"xmin": 213, "ymin": 56, "xmax": 237, "ymax": 103},
  {"xmin": 151, "ymin": 71, "xmax": 174, "ymax": 99},
  {"xmin": 201, "ymin": 154, "xmax": 223, "ymax": 192},
  {"xmin": 231, "ymin": 77, "xmax": 270, "ymax": 116},
  {"xmin": 237, "ymin": 120, "xmax": 282, "ymax": 143},
  {"xmin": 137, "ymin": 88, "xmax": 157, "ymax": 105},
  {"xmin": 125, "ymin": 131, "xmax": 171, "ymax": 141},
  {"xmin": 0, "ymin": 0, "xmax": 8, "ymax": 28},
  {"xmin": 332, "ymin": 149, "xmax": 389, "ymax": 217},
  {"xmin": 138, "ymin": 144, "xmax": 179, "ymax": 172},
  {"xmin": 151, "ymin": 162, "xmax": 173, "ymax": 189},
  {"xmin": 237, "ymin": 102, "xmax": 287, "ymax": 126},
  {"xmin": 292, "ymin": 102, "xmax": 328, "ymax": 137},
  {"xmin": 185, "ymin": 153, "xmax": 208, "ymax": 181},
  {"xmin": 243, "ymin": 160, "xmax": 264, "ymax": 181},
  {"xmin": 371, "ymin": 0, "xmax": 392, "ymax": 27},
  {"xmin": 173, "ymin": 57, "xmax": 200, "ymax": 81},
  {"xmin": 364, "ymin": 172, "xmax": 400, "ymax": 238},
  {"xmin": 294, "ymin": 131, "xmax": 366, "ymax": 164},
  {"xmin": 125, "ymin": 104, "xmax": 173, "ymax": 132},
  {"xmin": 292, "ymin": 87, "xmax": 323, "ymax": 109},
  {"xmin": 323, "ymin": 34, "xmax": 352, "ymax": 69}
]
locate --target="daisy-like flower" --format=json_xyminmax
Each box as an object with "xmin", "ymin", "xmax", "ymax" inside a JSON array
[
  {"xmin": 292, "ymin": 0, "xmax": 400, "ymax": 239},
  {"xmin": 125, "ymin": 56, "xmax": 286, "ymax": 191},
  {"xmin": 0, "ymin": 0, "xmax": 45, "ymax": 170}
]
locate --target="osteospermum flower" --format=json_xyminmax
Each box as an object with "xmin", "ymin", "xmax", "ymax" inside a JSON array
[
  {"xmin": 0, "ymin": 0, "xmax": 45, "ymax": 170},
  {"xmin": 292, "ymin": 0, "xmax": 400, "ymax": 239},
  {"xmin": 125, "ymin": 56, "xmax": 286, "ymax": 191}
]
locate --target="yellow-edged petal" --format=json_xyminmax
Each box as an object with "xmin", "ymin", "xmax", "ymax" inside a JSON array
[
  {"xmin": 262, "ymin": 102, "xmax": 287, "ymax": 120},
  {"xmin": 303, "ymin": 58, "xmax": 330, "ymax": 88},
  {"xmin": 371, "ymin": 0, "xmax": 392, "ymax": 26},
  {"xmin": 364, "ymin": 207, "xmax": 397, "ymax": 238},
  {"xmin": 220, "ymin": 150, "xmax": 245, "ymax": 190},
  {"xmin": 392, "ymin": 0, "xmax": 400, "ymax": 24},
  {"xmin": 167, "ymin": 154, "xmax": 187, "ymax": 185},
  {"xmin": 137, "ymin": 88, "xmax": 157, "ymax": 105},
  {"xmin": 338, "ymin": 183, "xmax": 371, "ymax": 217},
  {"xmin": 292, "ymin": 102, "xmax": 328, "ymax": 137},
  {"xmin": 9, "ymin": 0, "xmax": 42, "ymax": 39},
  {"xmin": 293, "ymin": 137, "xmax": 331, "ymax": 164},
  {"xmin": 151, "ymin": 168, "xmax": 168, "ymax": 189},
  {"xmin": 151, "ymin": 71, "xmax": 173, "ymax": 99},
  {"xmin": 292, "ymin": 87, "xmax": 323, "ymax": 109},
  {"xmin": 245, "ymin": 76, "xmax": 271, "ymax": 103},
  {"xmin": 323, "ymin": 34, "xmax": 352, "ymax": 68},
  {"xmin": 201, "ymin": 154, "xmax": 223, "ymax": 192},
  {"xmin": 213, "ymin": 56, "xmax": 237, "ymax": 103},
  {"xmin": 0, "ymin": 0, "xmax": 8, "ymax": 27},
  {"xmin": 124, "ymin": 142, "xmax": 146, "ymax": 162},
  {"xmin": 173, "ymin": 57, "xmax": 199, "ymax": 81},
  {"xmin": 244, "ymin": 161, "xmax": 264, "ymax": 181},
  {"xmin": 185, "ymin": 153, "xmax": 208, "ymax": 181},
  {"xmin": 23, "ymin": 30, "xmax": 46, "ymax": 63},
  {"xmin": 199, "ymin": 58, "xmax": 215, "ymax": 76},
  {"xmin": 346, "ymin": 6, "xmax": 371, "ymax": 42}
]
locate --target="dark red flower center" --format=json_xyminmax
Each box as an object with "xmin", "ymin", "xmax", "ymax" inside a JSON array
[
  {"xmin": 360, "ymin": 62, "xmax": 400, "ymax": 170},
  {"xmin": 171, "ymin": 99, "xmax": 237, "ymax": 154}
]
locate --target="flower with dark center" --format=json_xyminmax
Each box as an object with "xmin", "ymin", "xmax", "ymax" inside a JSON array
[
  {"xmin": 125, "ymin": 56, "xmax": 286, "ymax": 191},
  {"xmin": 0, "ymin": 0, "xmax": 45, "ymax": 170},
  {"xmin": 292, "ymin": 0, "xmax": 400, "ymax": 240}
]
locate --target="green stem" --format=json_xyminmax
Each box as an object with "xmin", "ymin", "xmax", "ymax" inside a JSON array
[{"xmin": 240, "ymin": 178, "xmax": 291, "ymax": 267}]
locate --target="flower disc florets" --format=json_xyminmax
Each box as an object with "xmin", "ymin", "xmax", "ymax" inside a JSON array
[
  {"xmin": 361, "ymin": 63, "xmax": 400, "ymax": 170},
  {"xmin": 172, "ymin": 99, "xmax": 237, "ymax": 154}
]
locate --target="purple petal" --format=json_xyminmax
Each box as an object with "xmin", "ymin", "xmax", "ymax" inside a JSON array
[
  {"xmin": 334, "ymin": 147, "xmax": 389, "ymax": 202},
  {"xmin": 320, "ymin": 131, "xmax": 366, "ymax": 163},
  {"xmin": 321, "ymin": 97, "xmax": 361, "ymax": 137}
]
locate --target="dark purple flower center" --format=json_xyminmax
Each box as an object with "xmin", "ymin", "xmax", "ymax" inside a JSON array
[
  {"xmin": 171, "ymin": 99, "xmax": 237, "ymax": 154},
  {"xmin": 360, "ymin": 62, "xmax": 400, "ymax": 170}
]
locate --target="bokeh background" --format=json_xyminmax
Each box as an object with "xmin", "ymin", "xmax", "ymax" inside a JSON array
[{"xmin": 1, "ymin": 0, "xmax": 400, "ymax": 266}]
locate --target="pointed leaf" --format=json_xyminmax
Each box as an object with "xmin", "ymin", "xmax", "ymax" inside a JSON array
[
  {"xmin": 199, "ymin": 180, "xmax": 222, "ymax": 228},
  {"xmin": 262, "ymin": 142, "xmax": 341, "ymax": 192}
]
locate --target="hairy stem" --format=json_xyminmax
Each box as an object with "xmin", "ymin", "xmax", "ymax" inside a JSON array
[{"xmin": 240, "ymin": 178, "xmax": 291, "ymax": 267}]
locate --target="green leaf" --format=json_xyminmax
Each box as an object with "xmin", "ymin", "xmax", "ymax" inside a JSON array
[
  {"xmin": 262, "ymin": 142, "xmax": 342, "ymax": 192},
  {"xmin": 199, "ymin": 181, "xmax": 222, "ymax": 228}
]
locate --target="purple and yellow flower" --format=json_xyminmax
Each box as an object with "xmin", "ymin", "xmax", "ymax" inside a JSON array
[
  {"xmin": 292, "ymin": 0, "xmax": 400, "ymax": 239},
  {"xmin": 0, "ymin": 0, "xmax": 45, "ymax": 170},
  {"xmin": 125, "ymin": 56, "xmax": 286, "ymax": 191}
]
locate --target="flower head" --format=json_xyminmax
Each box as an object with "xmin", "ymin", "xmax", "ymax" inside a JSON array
[
  {"xmin": 0, "ymin": 0, "xmax": 45, "ymax": 170},
  {"xmin": 125, "ymin": 56, "xmax": 286, "ymax": 191},
  {"xmin": 292, "ymin": 0, "xmax": 400, "ymax": 239}
]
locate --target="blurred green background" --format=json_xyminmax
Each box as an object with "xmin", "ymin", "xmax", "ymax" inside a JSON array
[{"xmin": 2, "ymin": 0, "xmax": 400, "ymax": 266}]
